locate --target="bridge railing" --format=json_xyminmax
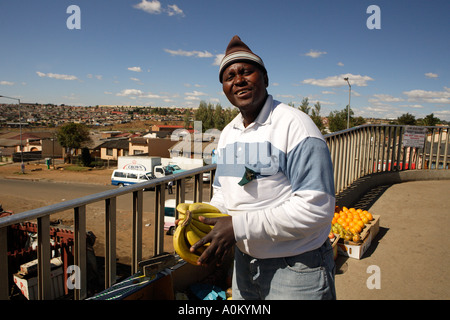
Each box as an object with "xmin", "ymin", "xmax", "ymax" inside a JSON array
[
  {"xmin": 325, "ymin": 125, "xmax": 449, "ymax": 194},
  {"xmin": 0, "ymin": 124, "xmax": 448, "ymax": 300}
]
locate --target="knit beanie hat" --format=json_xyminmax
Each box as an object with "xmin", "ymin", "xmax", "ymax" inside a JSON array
[{"xmin": 219, "ymin": 35, "xmax": 266, "ymax": 83}]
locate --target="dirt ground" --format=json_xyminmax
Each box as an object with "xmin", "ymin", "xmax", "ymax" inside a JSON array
[{"xmin": 0, "ymin": 162, "xmax": 113, "ymax": 185}]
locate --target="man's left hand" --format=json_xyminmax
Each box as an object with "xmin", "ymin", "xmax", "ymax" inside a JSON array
[{"xmin": 190, "ymin": 215, "xmax": 235, "ymax": 266}]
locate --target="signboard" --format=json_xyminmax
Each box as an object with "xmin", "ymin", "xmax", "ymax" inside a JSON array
[{"xmin": 402, "ymin": 127, "xmax": 427, "ymax": 148}]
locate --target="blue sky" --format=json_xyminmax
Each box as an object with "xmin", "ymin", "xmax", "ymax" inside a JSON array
[{"xmin": 1, "ymin": 0, "xmax": 449, "ymax": 120}]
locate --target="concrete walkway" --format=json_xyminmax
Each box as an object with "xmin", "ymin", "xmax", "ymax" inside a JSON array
[{"xmin": 334, "ymin": 179, "xmax": 450, "ymax": 300}]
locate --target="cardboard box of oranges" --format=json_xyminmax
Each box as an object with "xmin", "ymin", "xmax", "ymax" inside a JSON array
[{"xmin": 337, "ymin": 215, "xmax": 380, "ymax": 259}]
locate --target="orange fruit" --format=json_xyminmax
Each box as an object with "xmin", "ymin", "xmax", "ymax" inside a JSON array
[
  {"xmin": 366, "ymin": 212, "xmax": 373, "ymax": 221},
  {"xmin": 349, "ymin": 208, "xmax": 356, "ymax": 213},
  {"xmin": 361, "ymin": 216, "xmax": 369, "ymax": 224},
  {"xmin": 356, "ymin": 220, "xmax": 365, "ymax": 228},
  {"xmin": 337, "ymin": 218, "xmax": 345, "ymax": 225},
  {"xmin": 334, "ymin": 212, "xmax": 339, "ymax": 219},
  {"xmin": 354, "ymin": 225, "xmax": 362, "ymax": 233}
]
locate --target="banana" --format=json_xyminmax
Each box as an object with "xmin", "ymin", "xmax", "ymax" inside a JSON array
[
  {"xmin": 188, "ymin": 202, "xmax": 222, "ymax": 214},
  {"xmin": 176, "ymin": 202, "xmax": 190, "ymax": 215},
  {"xmin": 188, "ymin": 222, "xmax": 208, "ymax": 238},
  {"xmin": 173, "ymin": 202, "xmax": 229, "ymax": 265},
  {"xmin": 191, "ymin": 219, "xmax": 214, "ymax": 233},
  {"xmin": 173, "ymin": 216, "xmax": 200, "ymax": 265},
  {"xmin": 185, "ymin": 224, "xmax": 209, "ymax": 247}
]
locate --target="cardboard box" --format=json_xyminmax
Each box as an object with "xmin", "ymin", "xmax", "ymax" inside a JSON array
[
  {"xmin": 337, "ymin": 215, "xmax": 380, "ymax": 259},
  {"xmin": 13, "ymin": 267, "xmax": 64, "ymax": 300}
]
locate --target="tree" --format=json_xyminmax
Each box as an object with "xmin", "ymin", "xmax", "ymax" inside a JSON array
[
  {"xmin": 213, "ymin": 104, "xmax": 225, "ymax": 130},
  {"xmin": 183, "ymin": 108, "xmax": 191, "ymax": 129},
  {"xmin": 397, "ymin": 113, "xmax": 416, "ymax": 125},
  {"xmin": 194, "ymin": 101, "xmax": 238, "ymax": 131},
  {"xmin": 56, "ymin": 122, "xmax": 91, "ymax": 163},
  {"xmin": 420, "ymin": 113, "xmax": 440, "ymax": 127},
  {"xmin": 310, "ymin": 102, "xmax": 325, "ymax": 134},
  {"xmin": 299, "ymin": 97, "xmax": 310, "ymax": 115},
  {"xmin": 328, "ymin": 107, "xmax": 354, "ymax": 132},
  {"xmin": 80, "ymin": 147, "xmax": 92, "ymax": 167}
]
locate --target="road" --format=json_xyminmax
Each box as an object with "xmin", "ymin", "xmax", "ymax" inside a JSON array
[{"xmin": 0, "ymin": 178, "xmax": 154, "ymax": 214}]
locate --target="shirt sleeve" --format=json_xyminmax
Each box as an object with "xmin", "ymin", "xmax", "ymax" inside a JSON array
[{"xmin": 232, "ymin": 137, "xmax": 335, "ymax": 243}]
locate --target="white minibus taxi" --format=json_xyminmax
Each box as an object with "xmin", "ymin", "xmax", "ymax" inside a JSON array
[{"xmin": 111, "ymin": 169, "xmax": 156, "ymax": 189}]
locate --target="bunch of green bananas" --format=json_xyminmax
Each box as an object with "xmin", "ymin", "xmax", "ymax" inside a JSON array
[{"xmin": 173, "ymin": 202, "xmax": 228, "ymax": 265}]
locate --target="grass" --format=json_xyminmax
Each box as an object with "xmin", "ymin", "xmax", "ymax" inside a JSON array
[{"xmin": 64, "ymin": 165, "xmax": 91, "ymax": 172}]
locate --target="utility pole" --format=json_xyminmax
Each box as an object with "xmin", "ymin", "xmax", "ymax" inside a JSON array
[{"xmin": 0, "ymin": 95, "xmax": 24, "ymax": 173}]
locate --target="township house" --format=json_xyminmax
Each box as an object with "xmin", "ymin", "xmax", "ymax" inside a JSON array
[{"xmin": 96, "ymin": 125, "xmax": 216, "ymax": 162}]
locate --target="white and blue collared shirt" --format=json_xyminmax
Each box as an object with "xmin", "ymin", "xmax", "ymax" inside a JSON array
[{"xmin": 210, "ymin": 95, "xmax": 335, "ymax": 259}]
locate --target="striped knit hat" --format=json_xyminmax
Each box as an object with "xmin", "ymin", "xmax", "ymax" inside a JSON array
[{"xmin": 219, "ymin": 35, "xmax": 266, "ymax": 83}]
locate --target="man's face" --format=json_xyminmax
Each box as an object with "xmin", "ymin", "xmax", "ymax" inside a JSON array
[{"xmin": 222, "ymin": 62, "xmax": 268, "ymax": 121}]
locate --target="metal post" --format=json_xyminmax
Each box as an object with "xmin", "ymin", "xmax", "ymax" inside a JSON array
[
  {"xmin": 74, "ymin": 205, "xmax": 87, "ymax": 300},
  {"xmin": 343, "ymin": 78, "xmax": 351, "ymax": 129},
  {"xmin": 105, "ymin": 197, "xmax": 116, "ymax": 288},
  {"xmin": 37, "ymin": 215, "xmax": 51, "ymax": 300},
  {"xmin": 132, "ymin": 190, "xmax": 143, "ymax": 274}
]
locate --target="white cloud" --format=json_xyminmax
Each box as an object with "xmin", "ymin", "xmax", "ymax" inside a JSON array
[
  {"xmin": 164, "ymin": 49, "xmax": 213, "ymax": 58},
  {"xmin": 304, "ymin": 50, "xmax": 327, "ymax": 58},
  {"xmin": 425, "ymin": 72, "xmax": 438, "ymax": 79},
  {"xmin": 185, "ymin": 90, "xmax": 207, "ymax": 97},
  {"xmin": 133, "ymin": 1, "xmax": 184, "ymax": 17},
  {"xmin": 167, "ymin": 4, "xmax": 184, "ymax": 16},
  {"xmin": 403, "ymin": 87, "xmax": 450, "ymax": 104},
  {"xmin": 185, "ymin": 95, "xmax": 201, "ymax": 101},
  {"xmin": 116, "ymin": 89, "xmax": 162, "ymax": 99},
  {"xmin": 213, "ymin": 54, "xmax": 225, "ymax": 66},
  {"xmin": 116, "ymin": 89, "xmax": 143, "ymax": 97},
  {"xmin": 133, "ymin": 0, "xmax": 162, "ymax": 14},
  {"xmin": 399, "ymin": 104, "xmax": 424, "ymax": 109},
  {"xmin": 0, "ymin": 81, "xmax": 14, "ymax": 86},
  {"xmin": 87, "ymin": 74, "xmax": 102, "ymax": 80},
  {"xmin": 36, "ymin": 71, "xmax": 78, "ymax": 81},
  {"xmin": 128, "ymin": 66, "xmax": 142, "ymax": 72},
  {"xmin": 371, "ymin": 94, "xmax": 404, "ymax": 103},
  {"xmin": 337, "ymin": 62, "xmax": 344, "ymax": 67},
  {"xmin": 302, "ymin": 73, "xmax": 374, "ymax": 87},
  {"xmin": 184, "ymin": 90, "xmax": 207, "ymax": 101}
]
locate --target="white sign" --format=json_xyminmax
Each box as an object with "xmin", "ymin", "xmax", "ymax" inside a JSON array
[{"xmin": 403, "ymin": 127, "xmax": 427, "ymax": 148}]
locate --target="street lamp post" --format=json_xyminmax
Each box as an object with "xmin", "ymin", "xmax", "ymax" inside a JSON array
[
  {"xmin": 343, "ymin": 77, "xmax": 351, "ymax": 129},
  {"xmin": 0, "ymin": 95, "xmax": 24, "ymax": 173}
]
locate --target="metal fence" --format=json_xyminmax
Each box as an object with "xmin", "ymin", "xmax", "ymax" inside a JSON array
[
  {"xmin": 326, "ymin": 125, "xmax": 449, "ymax": 193},
  {"xmin": 0, "ymin": 124, "xmax": 449, "ymax": 300}
]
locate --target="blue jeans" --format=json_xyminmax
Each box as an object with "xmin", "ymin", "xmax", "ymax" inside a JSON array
[{"xmin": 232, "ymin": 241, "xmax": 336, "ymax": 300}]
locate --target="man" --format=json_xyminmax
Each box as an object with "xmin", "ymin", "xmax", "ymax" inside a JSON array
[{"xmin": 191, "ymin": 35, "xmax": 336, "ymax": 300}]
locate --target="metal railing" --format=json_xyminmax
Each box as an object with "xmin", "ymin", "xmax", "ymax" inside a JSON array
[
  {"xmin": 0, "ymin": 164, "xmax": 216, "ymax": 300},
  {"xmin": 326, "ymin": 125, "xmax": 449, "ymax": 194},
  {"xmin": 1, "ymin": 124, "xmax": 449, "ymax": 300}
]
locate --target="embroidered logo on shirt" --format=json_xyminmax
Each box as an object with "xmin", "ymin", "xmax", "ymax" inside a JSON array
[{"xmin": 238, "ymin": 167, "xmax": 257, "ymax": 186}]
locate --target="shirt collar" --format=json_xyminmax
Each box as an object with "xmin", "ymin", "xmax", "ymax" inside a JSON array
[{"xmin": 231, "ymin": 95, "xmax": 273, "ymax": 131}]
